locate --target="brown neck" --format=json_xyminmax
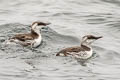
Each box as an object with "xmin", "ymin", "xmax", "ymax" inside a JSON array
[
  {"xmin": 81, "ymin": 44, "xmax": 91, "ymax": 51},
  {"xmin": 31, "ymin": 29, "xmax": 39, "ymax": 39}
]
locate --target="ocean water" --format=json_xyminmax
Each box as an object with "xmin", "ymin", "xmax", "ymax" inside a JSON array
[{"xmin": 0, "ymin": 0, "xmax": 120, "ymax": 80}]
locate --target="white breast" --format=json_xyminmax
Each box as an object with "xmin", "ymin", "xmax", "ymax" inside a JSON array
[
  {"xmin": 33, "ymin": 35, "xmax": 42, "ymax": 47},
  {"xmin": 72, "ymin": 49, "xmax": 93, "ymax": 59},
  {"xmin": 84, "ymin": 49, "xmax": 93, "ymax": 59}
]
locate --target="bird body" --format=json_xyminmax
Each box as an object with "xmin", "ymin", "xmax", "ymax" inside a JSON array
[
  {"xmin": 56, "ymin": 35, "xmax": 102, "ymax": 59},
  {"xmin": 8, "ymin": 21, "xmax": 50, "ymax": 48}
]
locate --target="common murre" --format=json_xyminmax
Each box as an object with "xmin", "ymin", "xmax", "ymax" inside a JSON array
[
  {"xmin": 56, "ymin": 35, "xmax": 102, "ymax": 59},
  {"xmin": 8, "ymin": 21, "xmax": 50, "ymax": 48}
]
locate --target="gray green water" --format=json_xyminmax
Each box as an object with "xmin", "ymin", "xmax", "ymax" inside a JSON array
[{"xmin": 0, "ymin": 0, "xmax": 120, "ymax": 80}]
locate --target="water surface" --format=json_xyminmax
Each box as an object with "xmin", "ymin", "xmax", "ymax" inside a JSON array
[{"xmin": 0, "ymin": 0, "xmax": 120, "ymax": 80}]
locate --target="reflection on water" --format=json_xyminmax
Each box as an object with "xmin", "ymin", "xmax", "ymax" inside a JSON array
[{"xmin": 0, "ymin": 0, "xmax": 120, "ymax": 80}]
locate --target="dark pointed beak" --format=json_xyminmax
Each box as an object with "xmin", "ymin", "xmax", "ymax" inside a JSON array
[
  {"xmin": 41, "ymin": 22, "xmax": 51, "ymax": 29},
  {"xmin": 45, "ymin": 22, "xmax": 51, "ymax": 26},
  {"xmin": 96, "ymin": 36, "xmax": 103, "ymax": 39}
]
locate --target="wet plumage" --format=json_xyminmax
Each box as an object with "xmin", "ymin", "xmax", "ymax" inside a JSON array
[
  {"xmin": 56, "ymin": 35, "xmax": 102, "ymax": 59},
  {"xmin": 8, "ymin": 21, "xmax": 50, "ymax": 47}
]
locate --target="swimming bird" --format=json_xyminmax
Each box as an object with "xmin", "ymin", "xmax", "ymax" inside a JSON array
[
  {"xmin": 8, "ymin": 21, "xmax": 50, "ymax": 48},
  {"xmin": 56, "ymin": 35, "xmax": 102, "ymax": 59}
]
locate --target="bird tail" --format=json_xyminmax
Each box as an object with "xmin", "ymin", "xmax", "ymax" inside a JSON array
[
  {"xmin": 56, "ymin": 51, "xmax": 62, "ymax": 56},
  {"xmin": 56, "ymin": 53, "xmax": 60, "ymax": 56}
]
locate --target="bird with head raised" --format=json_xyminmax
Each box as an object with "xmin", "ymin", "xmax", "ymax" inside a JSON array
[
  {"xmin": 56, "ymin": 35, "xmax": 102, "ymax": 59},
  {"xmin": 8, "ymin": 21, "xmax": 51, "ymax": 48}
]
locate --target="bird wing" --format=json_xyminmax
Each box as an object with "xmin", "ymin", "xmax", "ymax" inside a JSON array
[
  {"xmin": 57, "ymin": 46, "xmax": 83, "ymax": 54},
  {"xmin": 63, "ymin": 46, "xmax": 83, "ymax": 53},
  {"xmin": 56, "ymin": 46, "xmax": 83, "ymax": 56},
  {"xmin": 12, "ymin": 33, "xmax": 34, "ymax": 41}
]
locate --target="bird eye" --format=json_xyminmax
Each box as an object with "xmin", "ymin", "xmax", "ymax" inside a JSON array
[{"xmin": 41, "ymin": 27, "xmax": 45, "ymax": 29}]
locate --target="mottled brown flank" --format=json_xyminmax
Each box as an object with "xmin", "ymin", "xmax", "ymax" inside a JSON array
[
  {"xmin": 9, "ymin": 28, "xmax": 39, "ymax": 46},
  {"xmin": 10, "ymin": 31, "xmax": 38, "ymax": 41},
  {"xmin": 56, "ymin": 45, "xmax": 90, "ymax": 56},
  {"xmin": 19, "ymin": 41, "xmax": 32, "ymax": 46},
  {"xmin": 56, "ymin": 35, "xmax": 102, "ymax": 56},
  {"xmin": 9, "ymin": 21, "xmax": 51, "ymax": 46},
  {"xmin": 31, "ymin": 21, "xmax": 50, "ymax": 26}
]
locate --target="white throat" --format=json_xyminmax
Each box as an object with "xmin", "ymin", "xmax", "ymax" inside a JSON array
[
  {"xmin": 80, "ymin": 38, "xmax": 95, "ymax": 48},
  {"xmin": 31, "ymin": 24, "xmax": 41, "ymax": 35},
  {"xmin": 32, "ymin": 23, "xmax": 37, "ymax": 29},
  {"xmin": 81, "ymin": 41, "xmax": 91, "ymax": 48},
  {"xmin": 34, "ymin": 27, "xmax": 41, "ymax": 35}
]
